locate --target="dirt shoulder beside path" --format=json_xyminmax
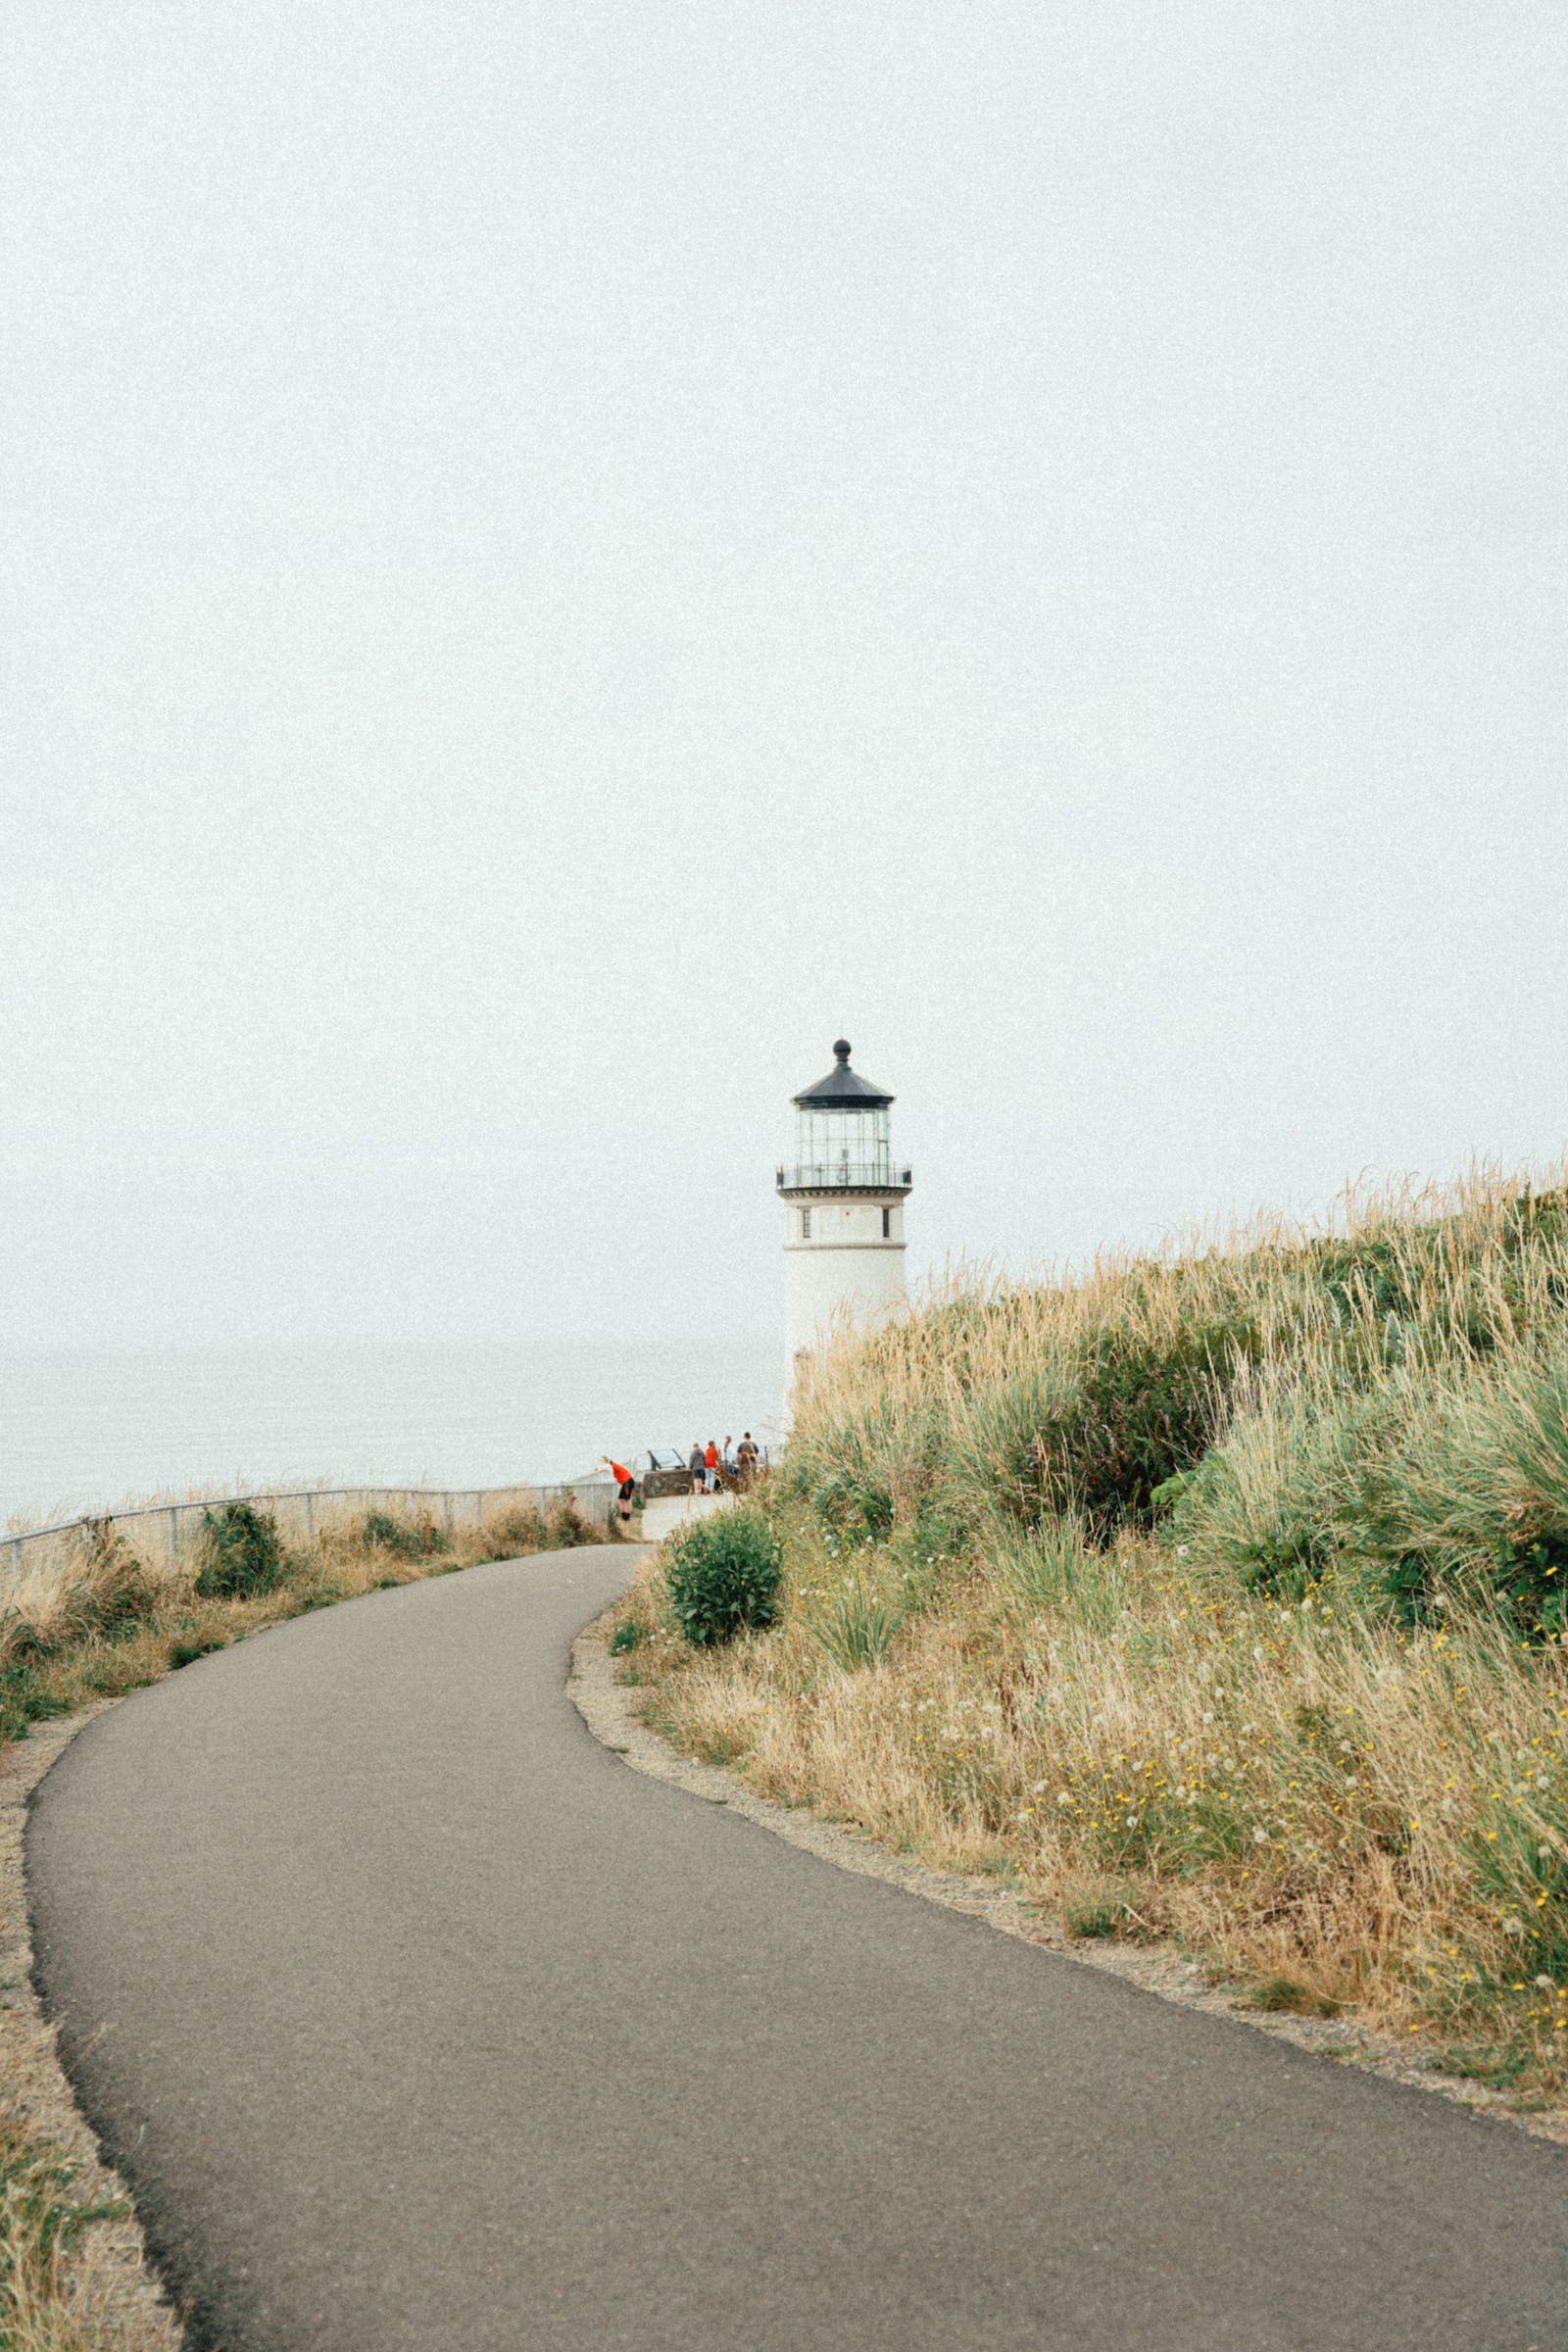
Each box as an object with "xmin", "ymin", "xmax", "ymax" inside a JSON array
[{"xmin": 1, "ymin": 1700, "xmax": 184, "ymax": 2347}]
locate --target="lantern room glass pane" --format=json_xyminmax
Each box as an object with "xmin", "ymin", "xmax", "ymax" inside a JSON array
[{"xmin": 793, "ymin": 1103, "xmax": 891, "ymax": 1187}]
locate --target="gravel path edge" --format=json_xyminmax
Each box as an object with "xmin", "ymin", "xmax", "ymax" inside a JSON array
[{"xmin": 4, "ymin": 1700, "xmax": 186, "ymax": 2347}]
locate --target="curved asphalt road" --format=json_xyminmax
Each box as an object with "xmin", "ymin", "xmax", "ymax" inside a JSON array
[{"xmin": 27, "ymin": 1547, "xmax": 1568, "ymax": 2351}]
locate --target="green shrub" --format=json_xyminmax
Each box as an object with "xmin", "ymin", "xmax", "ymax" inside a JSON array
[
  {"xmin": 544, "ymin": 1500, "xmax": 598, "ymax": 1548},
  {"xmin": 608, "ymin": 1619, "xmax": 644, "ymax": 1655},
  {"xmin": 74, "ymin": 1520, "xmax": 159, "ymax": 1635},
  {"xmin": 779, "ymin": 1394, "xmax": 939, "ymax": 1545},
  {"xmin": 1066, "ymin": 1320, "xmax": 1241, "ymax": 1529},
  {"xmin": 1163, "ymin": 1389, "xmax": 1372, "ymax": 1598},
  {"xmin": 1252, "ymin": 1977, "xmax": 1339, "ymax": 2017},
  {"xmin": 664, "ymin": 1510, "xmax": 784, "ymax": 1647},
  {"xmin": 808, "ymin": 1468, "xmax": 895, "ymax": 1544},
  {"xmin": 1381, "ymin": 1346, "xmax": 1568, "ymax": 1633},
  {"xmin": 472, "ymin": 1496, "xmax": 599, "ymax": 1557},
  {"xmin": 947, "ymin": 1359, "xmax": 1078, "ymax": 1529},
  {"xmin": 474, "ymin": 1505, "xmax": 548, "ymax": 1560},
  {"xmin": 358, "ymin": 1509, "xmax": 445, "ymax": 1558},
  {"xmin": 808, "ymin": 1579, "xmax": 905, "ymax": 1670},
  {"xmin": 170, "ymin": 1636, "xmax": 224, "ymax": 1668},
  {"xmin": 0, "ymin": 1524, "xmax": 159, "ymax": 1670},
  {"xmin": 1153, "ymin": 1340, "xmax": 1568, "ymax": 1634},
  {"xmin": 949, "ymin": 1315, "xmax": 1250, "ymax": 1541},
  {"xmin": 0, "ymin": 1664, "xmax": 71, "ymax": 1743},
  {"xmin": 195, "ymin": 1502, "xmax": 283, "ymax": 1599},
  {"xmin": 1061, "ymin": 1878, "xmax": 1136, "ymax": 1938}
]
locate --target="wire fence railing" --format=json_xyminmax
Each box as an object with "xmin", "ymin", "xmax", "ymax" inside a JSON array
[{"xmin": 3, "ymin": 1478, "xmax": 617, "ymax": 1586}]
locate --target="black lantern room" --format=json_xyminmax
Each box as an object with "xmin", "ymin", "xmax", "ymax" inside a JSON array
[{"xmin": 776, "ymin": 1040, "xmax": 912, "ymax": 1197}]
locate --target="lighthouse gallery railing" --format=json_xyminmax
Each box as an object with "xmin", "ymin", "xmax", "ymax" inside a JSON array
[{"xmin": 776, "ymin": 1163, "xmax": 912, "ymax": 1193}]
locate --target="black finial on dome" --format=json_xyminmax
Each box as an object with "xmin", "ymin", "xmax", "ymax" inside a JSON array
[{"xmin": 792, "ymin": 1039, "xmax": 894, "ymax": 1109}]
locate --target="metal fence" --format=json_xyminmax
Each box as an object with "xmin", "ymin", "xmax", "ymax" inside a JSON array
[{"xmin": 3, "ymin": 1478, "xmax": 617, "ymax": 1587}]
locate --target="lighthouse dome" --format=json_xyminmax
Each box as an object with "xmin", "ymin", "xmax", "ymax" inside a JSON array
[{"xmin": 790, "ymin": 1039, "xmax": 895, "ymax": 1109}]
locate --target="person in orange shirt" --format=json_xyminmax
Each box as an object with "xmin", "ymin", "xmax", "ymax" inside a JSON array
[
  {"xmin": 599, "ymin": 1455, "xmax": 637, "ymax": 1530},
  {"xmin": 703, "ymin": 1441, "xmax": 719, "ymax": 1494}
]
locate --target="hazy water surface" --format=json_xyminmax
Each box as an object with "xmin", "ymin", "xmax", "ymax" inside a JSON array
[{"xmin": 0, "ymin": 1340, "xmax": 782, "ymax": 1529}]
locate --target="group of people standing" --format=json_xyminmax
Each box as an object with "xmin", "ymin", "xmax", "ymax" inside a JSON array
[
  {"xmin": 688, "ymin": 1434, "xmax": 760, "ymax": 1494},
  {"xmin": 598, "ymin": 1436, "xmax": 766, "ymax": 1531}
]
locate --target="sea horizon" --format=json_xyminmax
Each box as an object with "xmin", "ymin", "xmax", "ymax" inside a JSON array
[{"xmin": 0, "ymin": 1335, "xmax": 782, "ymax": 1532}]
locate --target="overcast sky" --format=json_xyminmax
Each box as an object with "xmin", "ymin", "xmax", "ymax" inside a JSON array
[{"xmin": 4, "ymin": 4, "xmax": 1564, "ymax": 1348}]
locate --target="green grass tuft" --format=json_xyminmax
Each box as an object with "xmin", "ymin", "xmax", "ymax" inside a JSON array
[{"xmin": 807, "ymin": 1580, "xmax": 905, "ymax": 1671}]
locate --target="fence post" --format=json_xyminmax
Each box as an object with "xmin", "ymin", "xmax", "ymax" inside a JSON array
[
  {"xmin": 167, "ymin": 1508, "xmax": 178, "ymax": 1573},
  {"xmin": 443, "ymin": 1493, "xmax": 453, "ymax": 1539},
  {"xmin": 304, "ymin": 1493, "xmax": 315, "ymax": 1545}
]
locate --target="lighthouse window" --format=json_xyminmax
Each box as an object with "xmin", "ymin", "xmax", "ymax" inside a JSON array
[
  {"xmin": 882, "ymin": 1207, "xmax": 891, "ymax": 1238},
  {"xmin": 794, "ymin": 1103, "xmax": 892, "ymax": 1189},
  {"xmin": 801, "ymin": 1208, "xmax": 811, "ymax": 1239}
]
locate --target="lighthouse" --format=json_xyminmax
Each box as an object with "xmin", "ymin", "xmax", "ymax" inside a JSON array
[{"xmin": 778, "ymin": 1040, "xmax": 912, "ymax": 1402}]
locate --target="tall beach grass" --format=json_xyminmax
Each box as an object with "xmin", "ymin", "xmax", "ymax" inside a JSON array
[{"xmin": 617, "ymin": 1167, "xmax": 1568, "ymax": 2099}]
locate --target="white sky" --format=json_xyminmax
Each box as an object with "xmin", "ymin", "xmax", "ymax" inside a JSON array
[{"xmin": 4, "ymin": 4, "xmax": 1565, "ymax": 1346}]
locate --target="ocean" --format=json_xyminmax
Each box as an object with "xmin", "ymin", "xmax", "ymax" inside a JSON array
[{"xmin": 0, "ymin": 1339, "xmax": 782, "ymax": 1531}]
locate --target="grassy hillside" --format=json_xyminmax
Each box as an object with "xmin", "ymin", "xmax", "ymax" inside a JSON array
[{"xmin": 615, "ymin": 1171, "xmax": 1568, "ymax": 2102}]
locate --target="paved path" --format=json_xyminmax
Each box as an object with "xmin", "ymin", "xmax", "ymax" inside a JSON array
[
  {"xmin": 638, "ymin": 1491, "xmax": 731, "ymax": 1543},
  {"xmin": 27, "ymin": 1548, "xmax": 1568, "ymax": 2351}
]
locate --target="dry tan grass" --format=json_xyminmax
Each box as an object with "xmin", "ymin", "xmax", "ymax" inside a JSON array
[
  {"xmin": 616, "ymin": 1166, "xmax": 1568, "ymax": 2099},
  {"xmin": 0, "ymin": 2102, "xmax": 179, "ymax": 2352}
]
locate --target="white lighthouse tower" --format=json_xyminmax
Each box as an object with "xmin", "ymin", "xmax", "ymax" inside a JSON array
[{"xmin": 778, "ymin": 1039, "xmax": 912, "ymax": 1403}]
